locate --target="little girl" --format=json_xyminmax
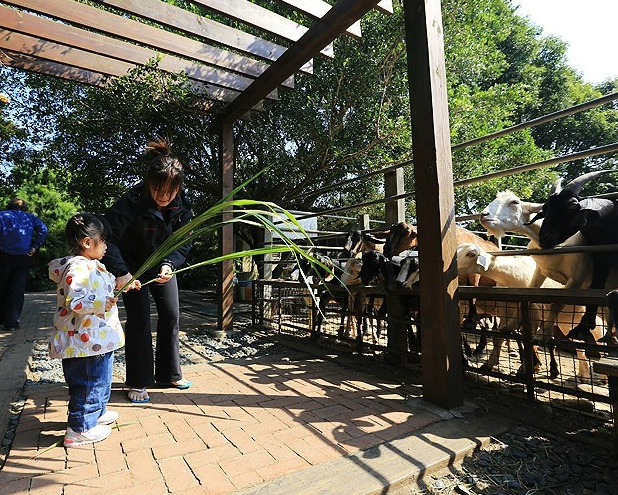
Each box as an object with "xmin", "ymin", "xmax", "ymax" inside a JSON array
[{"xmin": 49, "ymin": 213, "xmax": 126, "ymax": 447}]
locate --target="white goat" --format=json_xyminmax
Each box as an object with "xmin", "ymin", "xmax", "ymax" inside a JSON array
[
  {"xmin": 457, "ymin": 243, "xmax": 601, "ymax": 378},
  {"xmin": 480, "ymin": 190, "xmax": 618, "ymax": 343}
]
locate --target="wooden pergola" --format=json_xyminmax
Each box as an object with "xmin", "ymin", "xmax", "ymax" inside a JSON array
[{"xmin": 1, "ymin": 0, "xmax": 462, "ymax": 408}]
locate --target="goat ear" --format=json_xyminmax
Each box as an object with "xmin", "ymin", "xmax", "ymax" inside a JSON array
[
  {"xmin": 475, "ymin": 252, "xmax": 491, "ymax": 271},
  {"xmin": 579, "ymin": 198, "xmax": 611, "ymax": 214}
]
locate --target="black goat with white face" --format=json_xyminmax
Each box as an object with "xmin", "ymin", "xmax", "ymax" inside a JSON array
[
  {"xmin": 528, "ymin": 170, "xmax": 618, "ymax": 342},
  {"xmin": 343, "ymin": 230, "xmax": 386, "ymax": 258}
]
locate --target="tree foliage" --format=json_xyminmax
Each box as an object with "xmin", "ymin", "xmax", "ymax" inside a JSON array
[{"xmin": 1, "ymin": 0, "xmax": 618, "ymax": 288}]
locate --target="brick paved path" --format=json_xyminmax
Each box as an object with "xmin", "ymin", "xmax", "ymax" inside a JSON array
[{"xmin": 0, "ymin": 293, "xmax": 447, "ymax": 495}]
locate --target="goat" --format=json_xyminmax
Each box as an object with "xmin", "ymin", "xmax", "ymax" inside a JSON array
[
  {"xmin": 528, "ymin": 170, "xmax": 618, "ymax": 343},
  {"xmin": 479, "ymin": 190, "xmax": 618, "ymax": 345},
  {"xmin": 457, "ymin": 243, "xmax": 603, "ymax": 378},
  {"xmin": 359, "ymin": 251, "xmax": 421, "ymax": 350},
  {"xmin": 384, "ymin": 222, "xmax": 496, "ymax": 352},
  {"xmin": 344, "ymin": 230, "xmax": 387, "ymax": 258}
]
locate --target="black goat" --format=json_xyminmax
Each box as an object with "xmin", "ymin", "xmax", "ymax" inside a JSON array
[
  {"xmin": 344, "ymin": 230, "xmax": 386, "ymax": 258},
  {"xmin": 528, "ymin": 170, "xmax": 618, "ymax": 342}
]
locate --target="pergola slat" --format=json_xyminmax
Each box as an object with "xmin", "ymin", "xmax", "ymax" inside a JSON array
[
  {"xmin": 0, "ymin": 5, "xmax": 277, "ymax": 100},
  {"xmin": 0, "ymin": 29, "xmax": 264, "ymax": 109},
  {"xmin": 188, "ymin": 0, "xmax": 334, "ymax": 58},
  {"xmin": 273, "ymin": 0, "xmax": 362, "ymax": 39},
  {"xmin": 94, "ymin": 0, "xmax": 313, "ymax": 75},
  {"xmin": 218, "ymin": 0, "xmax": 382, "ymax": 124},
  {"xmin": 0, "ymin": 50, "xmax": 109, "ymax": 87},
  {"xmin": 1, "ymin": 0, "xmax": 294, "ymax": 88}
]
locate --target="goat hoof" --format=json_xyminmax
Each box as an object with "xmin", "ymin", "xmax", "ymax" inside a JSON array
[
  {"xmin": 597, "ymin": 332, "xmax": 616, "ymax": 345},
  {"xmin": 479, "ymin": 363, "xmax": 495, "ymax": 372},
  {"xmin": 567, "ymin": 327, "xmax": 594, "ymax": 342}
]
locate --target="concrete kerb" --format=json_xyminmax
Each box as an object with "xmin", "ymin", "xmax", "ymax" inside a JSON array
[{"xmin": 233, "ymin": 405, "xmax": 515, "ymax": 495}]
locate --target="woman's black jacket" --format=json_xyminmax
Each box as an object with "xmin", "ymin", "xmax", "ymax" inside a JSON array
[{"xmin": 102, "ymin": 184, "xmax": 192, "ymax": 278}]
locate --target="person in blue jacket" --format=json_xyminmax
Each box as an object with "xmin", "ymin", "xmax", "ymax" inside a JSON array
[
  {"xmin": 0, "ymin": 198, "xmax": 48, "ymax": 331},
  {"xmin": 103, "ymin": 139, "xmax": 192, "ymax": 403}
]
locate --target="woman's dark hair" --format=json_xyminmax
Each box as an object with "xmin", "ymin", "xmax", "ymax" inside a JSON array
[
  {"xmin": 65, "ymin": 213, "xmax": 109, "ymax": 254},
  {"xmin": 144, "ymin": 138, "xmax": 184, "ymax": 195}
]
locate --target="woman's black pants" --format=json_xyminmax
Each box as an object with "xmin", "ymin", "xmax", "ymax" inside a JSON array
[{"xmin": 122, "ymin": 277, "xmax": 182, "ymax": 388}]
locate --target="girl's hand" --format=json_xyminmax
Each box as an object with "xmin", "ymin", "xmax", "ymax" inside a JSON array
[
  {"xmin": 105, "ymin": 296, "xmax": 118, "ymax": 312},
  {"xmin": 157, "ymin": 264, "xmax": 174, "ymax": 283},
  {"xmin": 116, "ymin": 273, "xmax": 141, "ymax": 291}
]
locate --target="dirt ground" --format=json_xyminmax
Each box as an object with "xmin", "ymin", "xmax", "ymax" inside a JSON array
[{"xmin": 397, "ymin": 381, "xmax": 617, "ymax": 495}]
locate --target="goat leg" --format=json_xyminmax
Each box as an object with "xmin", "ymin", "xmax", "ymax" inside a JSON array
[{"xmin": 567, "ymin": 308, "xmax": 598, "ymax": 341}]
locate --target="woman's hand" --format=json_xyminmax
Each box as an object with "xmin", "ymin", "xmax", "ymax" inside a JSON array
[
  {"xmin": 116, "ymin": 273, "xmax": 141, "ymax": 292},
  {"xmin": 105, "ymin": 296, "xmax": 118, "ymax": 312},
  {"xmin": 157, "ymin": 264, "xmax": 174, "ymax": 283}
]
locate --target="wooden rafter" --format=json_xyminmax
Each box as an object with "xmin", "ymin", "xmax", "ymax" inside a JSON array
[
  {"xmin": 0, "ymin": 5, "xmax": 277, "ymax": 100},
  {"xmin": 94, "ymin": 0, "xmax": 313, "ymax": 75},
  {"xmin": 0, "ymin": 50, "xmax": 109, "ymax": 87},
  {"xmin": 217, "ymin": 0, "xmax": 382, "ymax": 124},
  {"xmin": 0, "ymin": 29, "xmax": 264, "ymax": 109},
  {"xmin": 273, "ymin": 0, "xmax": 362, "ymax": 39},
  {"xmin": 187, "ymin": 0, "xmax": 335, "ymax": 58},
  {"xmin": 1, "ymin": 0, "xmax": 294, "ymax": 88}
]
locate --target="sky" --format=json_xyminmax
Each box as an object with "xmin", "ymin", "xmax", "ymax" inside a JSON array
[{"xmin": 512, "ymin": 0, "xmax": 618, "ymax": 84}]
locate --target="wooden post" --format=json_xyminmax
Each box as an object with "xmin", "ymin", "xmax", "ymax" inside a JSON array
[
  {"xmin": 384, "ymin": 168, "xmax": 405, "ymax": 225},
  {"xmin": 403, "ymin": 0, "xmax": 463, "ymax": 408},
  {"xmin": 359, "ymin": 214, "xmax": 370, "ymax": 231},
  {"xmin": 217, "ymin": 121, "xmax": 234, "ymax": 333}
]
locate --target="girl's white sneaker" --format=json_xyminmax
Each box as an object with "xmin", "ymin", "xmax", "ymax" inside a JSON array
[
  {"xmin": 64, "ymin": 424, "xmax": 111, "ymax": 448},
  {"xmin": 97, "ymin": 410, "xmax": 119, "ymax": 425}
]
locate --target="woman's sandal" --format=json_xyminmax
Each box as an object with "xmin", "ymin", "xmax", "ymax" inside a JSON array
[
  {"xmin": 127, "ymin": 388, "xmax": 150, "ymax": 403},
  {"xmin": 156, "ymin": 378, "xmax": 192, "ymax": 390}
]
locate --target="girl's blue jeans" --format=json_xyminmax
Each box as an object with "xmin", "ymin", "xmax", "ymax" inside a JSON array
[{"xmin": 62, "ymin": 351, "xmax": 114, "ymax": 432}]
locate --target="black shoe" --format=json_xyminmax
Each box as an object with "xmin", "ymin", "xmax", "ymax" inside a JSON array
[{"xmin": 5, "ymin": 327, "xmax": 18, "ymax": 332}]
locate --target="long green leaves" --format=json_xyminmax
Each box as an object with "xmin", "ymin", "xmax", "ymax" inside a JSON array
[{"xmin": 114, "ymin": 196, "xmax": 326, "ymax": 297}]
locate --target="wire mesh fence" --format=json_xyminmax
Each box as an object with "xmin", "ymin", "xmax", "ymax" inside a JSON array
[{"xmin": 253, "ymin": 280, "xmax": 617, "ymax": 426}]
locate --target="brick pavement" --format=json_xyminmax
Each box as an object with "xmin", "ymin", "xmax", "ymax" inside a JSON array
[{"xmin": 0, "ymin": 292, "xmax": 450, "ymax": 494}]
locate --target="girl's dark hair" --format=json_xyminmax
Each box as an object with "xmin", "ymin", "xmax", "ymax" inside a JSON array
[
  {"xmin": 65, "ymin": 213, "xmax": 109, "ymax": 254},
  {"xmin": 144, "ymin": 138, "xmax": 184, "ymax": 194}
]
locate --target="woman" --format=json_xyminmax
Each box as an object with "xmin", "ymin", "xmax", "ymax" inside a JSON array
[{"xmin": 103, "ymin": 139, "xmax": 192, "ymax": 403}]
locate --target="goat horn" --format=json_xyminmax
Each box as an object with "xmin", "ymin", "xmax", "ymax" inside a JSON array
[
  {"xmin": 523, "ymin": 210, "xmax": 544, "ymax": 226},
  {"xmin": 549, "ymin": 178, "xmax": 563, "ymax": 195},
  {"xmin": 563, "ymin": 170, "xmax": 613, "ymax": 195}
]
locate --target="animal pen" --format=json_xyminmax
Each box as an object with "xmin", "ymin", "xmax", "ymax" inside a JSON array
[
  {"xmin": 250, "ymin": 87, "xmax": 618, "ymax": 434},
  {"xmin": 2, "ymin": 0, "xmax": 618, "ymax": 440}
]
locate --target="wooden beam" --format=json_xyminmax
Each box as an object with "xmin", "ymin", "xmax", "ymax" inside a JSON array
[
  {"xmin": 0, "ymin": 4, "xmax": 277, "ymax": 99},
  {"xmin": 2, "ymin": 0, "xmax": 294, "ymax": 87},
  {"xmin": 217, "ymin": 122, "xmax": 235, "ymax": 333},
  {"xmin": 217, "ymin": 0, "xmax": 381, "ymax": 125},
  {"xmin": 273, "ymin": 0, "xmax": 362, "ymax": 39},
  {"xmin": 0, "ymin": 50, "xmax": 109, "ymax": 86},
  {"xmin": 0, "ymin": 29, "xmax": 264, "ymax": 108},
  {"xmin": 94, "ymin": 0, "xmax": 313, "ymax": 74},
  {"xmin": 0, "ymin": 49, "xmax": 254, "ymax": 119},
  {"xmin": 188, "ymin": 0, "xmax": 334, "ymax": 58},
  {"xmin": 403, "ymin": 0, "xmax": 462, "ymax": 409}
]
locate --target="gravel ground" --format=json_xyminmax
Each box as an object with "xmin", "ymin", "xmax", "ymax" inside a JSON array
[{"xmin": 10, "ymin": 324, "xmax": 618, "ymax": 494}]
